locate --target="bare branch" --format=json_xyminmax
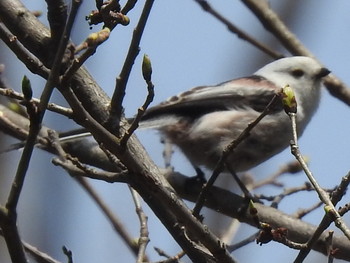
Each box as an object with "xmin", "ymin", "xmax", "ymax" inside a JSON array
[
  {"xmin": 23, "ymin": 240, "xmax": 63, "ymax": 263},
  {"xmin": 129, "ymin": 186, "xmax": 150, "ymax": 263},
  {"xmin": 194, "ymin": 0, "xmax": 283, "ymax": 59},
  {"xmin": 120, "ymin": 54, "xmax": 154, "ymax": 147},
  {"xmin": 109, "ymin": 0, "xmax": 155, "ymax": 131},
  {"xmin": 121, "ymin": 0, "xmax": 138, "ymax": 15},
  {"xmin": 286, "ymin": 108, "xmax": 350, "ymax": 261},
  {"xmin": 288, "ymin": 111, "xmax": 350, "ymax": 240},
  {"xmin": 45, "ymin": 0, "xmax": 68, "ymax": 46},
  {"xmin": 0, "ymin": 87, "xmax": 73, "ymax": 118},
  {"xmin": 227, "ymin": 232, "xmax": 258, "ymax": 252},
  {"xmin": 0, "ymin": 23, "xmax": 50, "ymax": 78}
]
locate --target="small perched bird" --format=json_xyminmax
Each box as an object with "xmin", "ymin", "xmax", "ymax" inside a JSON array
[{"xmin": 141, "ymin": 56, "xmax": 330, "ymax": 172}]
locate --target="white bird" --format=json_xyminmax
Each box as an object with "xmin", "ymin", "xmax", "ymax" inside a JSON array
[{"xmin": 141, "ymin": 56, "xmax": 330, "ymax": 172}]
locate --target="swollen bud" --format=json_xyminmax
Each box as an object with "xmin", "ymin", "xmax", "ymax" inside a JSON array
[
  {"xmin": 142, "ymin": 54, "xmax": 152, "ymax": 82},
  {"xmin": 22, "ymin": 75, "xmax": 32, "ymax": 101},
  {"xmin": 86, "ymin": 27, "xmax": 110, "ymax": 47},
  {"xmin": 119, "ymin": 15, "xmax": 130, "ymax": 26},
  {"xmin": 281, "ymin": 84, "xmax": 297, "ymax": 113}
]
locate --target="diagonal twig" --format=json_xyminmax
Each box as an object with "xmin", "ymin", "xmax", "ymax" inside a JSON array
[
  {"xmin": 129, "ymin": 186, "xmax": 150, "ymax": 263},
  {"xmin": 192, "ymin": 92, "xmax": 281, "ymax": 218},
  {"xmin": 194, "ymin": 0, "xmax": 283, "ymax": 59},
  {"xmin": 109, "ymin": 0, "xmax": 155, "ymax": 132},
  {"xmin": 242, "ymin": 0, "xmax": 350, "ymax": 106}
]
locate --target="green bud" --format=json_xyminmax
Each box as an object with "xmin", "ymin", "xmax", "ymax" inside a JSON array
[
  {"xmin": 22, "ymin": 75, "xmax": 32, "ymax": 101},
  {"xmin": 142, "ymin": 54, "xmax": 152, "ymax": 82},
  {"xmin": 249, "ymin": 199, "xmax": 258, "ymax": 216},
  {"xmin": 120, "ymin": 15, "xmax": 130, "ymax": 26},
  {"xmin": 281, "ymin": 84, "xmax": 297, "ymax": 113},
  {"xmin": 86, "ymin": 27, "xmax": 110, "ymax": 47}
]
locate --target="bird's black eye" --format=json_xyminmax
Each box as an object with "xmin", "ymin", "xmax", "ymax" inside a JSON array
[{"xmin": 291, "ymin": 69, "xmax": 305, "ymax": 78}]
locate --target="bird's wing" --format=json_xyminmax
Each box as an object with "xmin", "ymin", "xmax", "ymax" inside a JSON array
[{"xmin": 142, "ymin": 76, "xmax": 283, "ymax": 121}]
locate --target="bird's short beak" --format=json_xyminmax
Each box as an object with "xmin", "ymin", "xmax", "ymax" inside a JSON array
[{"xmin": 318, "ymin": 68, "xmax": 331, "ymax": 78}]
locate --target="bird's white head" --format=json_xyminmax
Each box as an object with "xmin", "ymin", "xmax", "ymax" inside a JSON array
[{"xmin": 255, "ymin": 56, "xmax": 330, "ymax": 122}]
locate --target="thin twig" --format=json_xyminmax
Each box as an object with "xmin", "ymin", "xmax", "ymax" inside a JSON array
[
  {"xmin": 109, "ymin": 0, "xmax": 155, "ymax": 131},
  {"xmin": 120, "ymin": 65, "xmax": 154, "ymax": 146},
  {"xmin": 227, "ymin": 232, "xmax": 259, "ymax": 252},
  {"xmin": 98, "ymin": 143, "xmax": 127, "ymax": 171},
  {"xmin": 48, "ymin": 132, "xmax": 127, "ymax": 182},
  {"xmin": 294, "ymin": 173, "xmax": 350, "ymax": 262},
  {"xmin": 0, "ymin": 22, "xmax": 50, "ymax": 78},
  {"xmin": 192, "ymin": 93, "xmax": 281, "ymax": 218},
  {"xmin": 270, "ymin": 183, "xmax": 313, "ymax": 209},
  {"xmin": 252, "ymin": 159, "xmax": 303, "ymax": 189},
  {"xmin": 289, "ymin": 112, "xmax": 350, "ymax": 240},
  {"xmin": 330, "ymin": 172, "xmax": 350, "ymax": 205},
  {"xmin": 23, "ymin": 240, "xmax": 63, "ymax": 263},
  {"xmin": 0, "ymin": 106, "xmax": 47, "ymax": 143},
  {"xmin": 121, "ymin": 0, "xmax": 138, "ymax": 14},
  {"xmin": 194, "ymin": 0, "xmax": 282, "ymax": 59},
  {"xmin": 287, "ymin": 112, "xmax": 350, "ymax": 262},
  {"xmin": 129, "ymin": 186, "xmax": 150, "ymax": 263},
  {"xmin": 0, "ymin": 88, "xmax": 73, "ymax": 117},
  {"xmin": 339, "ymin": 204, "xmax": 350, "ymax": 217},
  {"xmin": 325, "ymin": 231, "xmax": 334, "ymax": 263},
  {"xmin": 153, "ymin": 248, "xmax": 186, "ymax": 263},
  {"xmin": 52, "ymin": 157, "xmax": 128, "ymax": 182},
  {"xmin": 292, "ymin": 201, "xmax": 323, "ymax": 219}
]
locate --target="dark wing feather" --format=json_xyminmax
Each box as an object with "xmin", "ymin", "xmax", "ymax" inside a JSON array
[{"xmin": 142, "ymin": 76, "xmax": 283, "ymax": 121}]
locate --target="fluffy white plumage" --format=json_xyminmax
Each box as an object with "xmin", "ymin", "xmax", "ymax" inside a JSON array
[{"xmin": 141, "ymin": 56, "xmax": 330, "ymax": 172}]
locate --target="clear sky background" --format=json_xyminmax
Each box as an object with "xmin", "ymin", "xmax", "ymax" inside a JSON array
[{"xmin": 1, "ymin": 1, "xmax": 350, "ymax": 262}]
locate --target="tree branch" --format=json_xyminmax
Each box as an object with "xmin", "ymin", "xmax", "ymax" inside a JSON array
[
  {"xmin": 194, "ymin": 0, "xmax": 283, "ymax": 59},
  {"xmin": 109, "ymin": 0, "xmax": 155, "ymax": 131},
  {"xmin": 242, "ymin": 0, "xmax": 350, "ymax": 106}
]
